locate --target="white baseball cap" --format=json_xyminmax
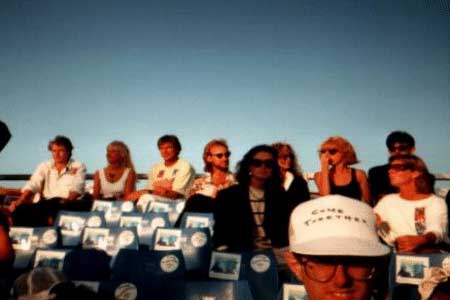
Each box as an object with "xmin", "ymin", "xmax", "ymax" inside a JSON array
[{"xmin": 289, "ymin": 195, "xmax": 390, "ymax": 257}]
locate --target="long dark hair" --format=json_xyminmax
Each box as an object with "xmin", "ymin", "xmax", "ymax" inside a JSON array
[{"xmin": 235, "ymin": 144, "xmax": 282, "ymax": 190}]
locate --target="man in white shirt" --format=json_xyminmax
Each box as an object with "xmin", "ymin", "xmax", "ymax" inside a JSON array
[
  {"xmin": 9, "ymin": 135, "xmax": 87, "ymax": 226},
  {"xmin": 146, "ymin": 135, "xmax": 195, "ymax": 199}
]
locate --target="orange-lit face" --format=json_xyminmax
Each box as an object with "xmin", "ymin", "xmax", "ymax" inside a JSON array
[
  {"xmin": 159, "ymin": 142, "xmax": 178, "ymax": 163},
  {"xmin": 277, "ymin": 147, "xmax": 292, "ymax": 172},
  {"xmin": 207, "ymin": 144, "xmax": 230, "ymax": 171},
  {"xmin": 51, "ymin": 144, "xmax": 70, "ymax": 165},
  {"xmin": 106, "ymin": 145, "xmax": 123, "ymax": 165}
]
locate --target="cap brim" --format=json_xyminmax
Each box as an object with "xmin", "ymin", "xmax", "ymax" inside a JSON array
[{"xmin": 290, "ymin": 237, "xmax": 391, "ymax": 257}]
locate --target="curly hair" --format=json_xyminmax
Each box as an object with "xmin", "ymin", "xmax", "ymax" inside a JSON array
[
  {"xmin": 319, "ymin": 136, "xmax": 359, "ymax": 165},
  {"xmin": 272, "ymin": 142, "xmax": 304, "ymax": 178},
  {"xmin": 235, "ymin": 144, "xmax": 282, "ymax": 189}
]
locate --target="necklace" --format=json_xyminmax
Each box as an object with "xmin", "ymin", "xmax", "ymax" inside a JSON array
[{"xmin": 249, "ymin": 186, "xmax": 264, "ymax": 201}]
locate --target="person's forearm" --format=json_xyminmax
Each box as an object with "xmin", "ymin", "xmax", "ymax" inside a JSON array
[
  {"xmin": 16, "ymin": 190, "xmax": 33, "ymax": 205},
  {"xmin": 423, "ymin": 232, "xmax": 437, "ymax": 244},
  {"xmin": 152, "ymin": 187, "xmax": 182, "ymax": 199},
  {"xmin": 67, "ymin": 192, "xmax": 81, "ymax": 201}
]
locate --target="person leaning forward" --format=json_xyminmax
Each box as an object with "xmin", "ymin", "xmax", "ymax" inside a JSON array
[{"xmin": 285, "ymin": 195, "xmax": 391, "ymax": 300}]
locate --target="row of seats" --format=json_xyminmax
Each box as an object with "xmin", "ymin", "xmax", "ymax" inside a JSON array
[{"xmin": 7, "ymin": 197, "xmax": 450, "ymax": 300}]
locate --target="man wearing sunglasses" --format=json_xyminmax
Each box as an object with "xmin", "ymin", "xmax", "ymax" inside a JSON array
[
  {"xmin": 183, "ymin": 139, "xmax": 236, "ymax": 213},
  {"xmin": 368, "ymin": 131, "xmax": 416, "ymax": 204},
  {"xmin": 188, "ymin": 139, "xmax": 235, "ymax": 199},
  {"xmin": 285, "ymin": 195, "xmax": 390, "ymax": 300}
]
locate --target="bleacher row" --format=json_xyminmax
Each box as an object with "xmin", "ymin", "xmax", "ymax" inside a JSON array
[
  {"xmin": 7, "ymin": 194, "xmax": 450, "ymax": 300},
  {"xmin": 8, "ymin": 195, "xmax": 284, "ymax": 300}
]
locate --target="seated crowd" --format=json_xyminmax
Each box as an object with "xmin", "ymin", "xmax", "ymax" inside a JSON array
[{"xmin": 0, "ymin": 130, "xmax": 448, "ymax": 300}]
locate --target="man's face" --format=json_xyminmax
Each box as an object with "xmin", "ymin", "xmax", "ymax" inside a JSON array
[
  {"xmin": 207, "ymin": 144, "xmax": 230, "ymax": 171},
  {"xmin": 159, "ymin": 142, "xmax": 179, "ymax": 163},
  {"xmin": 286, "ymin": 253, "xmax": 375, "ymax": 300},
  {"xmin": 388, "ymin": 142, "xmax": 414, "ymax": 156},
  {"xmin": 51, "ymin": 144, "xmax": 70, "ymax": 165}
]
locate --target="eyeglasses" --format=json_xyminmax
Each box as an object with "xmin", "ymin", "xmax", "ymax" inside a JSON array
[
  {"xmin": 319, "ymin": 148, "xmax": 338, "ymax": 155},
  {"xmin": 389, "ymin": 163, "xmax": 415, "ymax": 171},
  {"xmin": 210, "ymin": 151, "xmax": 231, "ymax": 159},
  {"xmin": 250, "ymin": 159, "xmax": 275, "ymax": 168},
  {"xmin": 299, "ymin": 256, "xmax": 375, "ymax": 283},
  {"xmin": 388, "ymin": 144, "xmax": 411, "ymax": 152}
]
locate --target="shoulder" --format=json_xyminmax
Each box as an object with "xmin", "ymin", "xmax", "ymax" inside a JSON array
[
  {"xmin": 374, "ymin": 194, "xmax": 398, "ymax": 210},
  {"xmin": 176, "ymin": 158, "xmax": 194, "ymax": 169},
  {"xmin": 192, "ymin": 174, "xmax": 208, "ymax": 185},
  {"xmin": 38, "ymin": 160, "xmax": 53, "ymax": 169},
  {"xmin": 217, "ymin": 184, "xmax": 244, "ymax": 198},
  {"xmin": 291, "ymin": 173, "xmax": 308, "ymax": 187},
  {"xmin": 70, "ymin": 160, "xmax": 86, "ymax": 170},
  {"xmin": 151, "ymin": 162, "xmax": 164, "ymax": 170},
  {"xmin": 427, "ymin": 194, "xmax": 447, "ymax": 207},
  {"xmin": 354, "ymin": 168, "xmax": 368, "ymax": 179}
]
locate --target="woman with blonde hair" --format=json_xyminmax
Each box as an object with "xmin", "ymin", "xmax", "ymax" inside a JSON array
[
  {"xmin": 92, "ymin": 141, "xmax": 136, "ymax": 200},
  {"xmin": 374, "ymin": 154, "xmax": 447, "ymax": 253},
  {"xmin": 314, "ymin": 136, "xmax": 370, "ymax": 204}
]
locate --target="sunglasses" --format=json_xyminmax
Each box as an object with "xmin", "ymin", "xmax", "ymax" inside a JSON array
[
  {"xmin": 250, "ymin": 159, "xmax": 275, "ymax": 168},
  {"xmin": 210, "ymin": 151, "xmax": 231, "ymax": 159},
  {"xmin": 319, "ymin": 148, "xmax": 338, "ymax": 155},
  {"xmin": 389, "ymin": 163, "xmax": 415, "ymax": 171},
  {"xmin": 279, "ymin": 154, "xmax": 293, "ymax": 160},
  {"xmin": 388, "ymin": 144, "xmax": 411, "ymax": 152}
]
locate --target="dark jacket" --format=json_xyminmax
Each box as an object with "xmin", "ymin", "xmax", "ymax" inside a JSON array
[
  {"xmin": 285, "ymin": 175, "xmax": 310, "ymax": 214},
  {"xmin": 213, "ymin": 184, "xmax": 289, "ymax": 251}
]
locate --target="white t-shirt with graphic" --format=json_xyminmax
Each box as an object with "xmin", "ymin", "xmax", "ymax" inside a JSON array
[{"xmin": 374, "ymin": 193, "xmax": 447, "ymax": 246}]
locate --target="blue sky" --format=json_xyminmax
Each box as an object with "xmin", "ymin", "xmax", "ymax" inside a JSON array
[{"xmin": 1, "ymin": 0, "xmax": 449, "ymax": 189}]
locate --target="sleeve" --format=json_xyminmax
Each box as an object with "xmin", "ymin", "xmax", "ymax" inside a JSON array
[
  {"xmin": 70, "ymin": 162, "xmax": 86, "ymax": 194},
  {"xmin": 171, "ymin": 162, "xmax": 196, "ymax": 197},
  {"xmin": 426, "ymin": 197, "xmax": 448, "ymax": 243},
  {"xmin": 147, "ymin": 166, "xmax": 156, "ymax": 190},
  {"xmin": 22, "ymin": 162, "xmax": 47, "ymax": 193},
  {"xmin": 373, "ymin": 198, "xmax": 396, "ymax": 245},
  {"xmin": 212, "ymin": 189, "xmax": 228, "ymax": 249}
]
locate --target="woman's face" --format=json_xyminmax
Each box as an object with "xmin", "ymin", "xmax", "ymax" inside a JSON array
[
  {"xmin": 319, "ymin": 144, "xmax": 343, "ymax": 166},
  {"xmin": 388, "ymin": 158, "xmax": 418, "ymax": 187},
  {"xmin": 107, "ymin": 145, "xmax": 123, "ymax": 165},
  {"xmin": 249, "ymin": 151, "xmax": 275, "ymax": 182},
  {"xmin": 277, "ymin": 147, "xmax": 292, "ymax": 172}
]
